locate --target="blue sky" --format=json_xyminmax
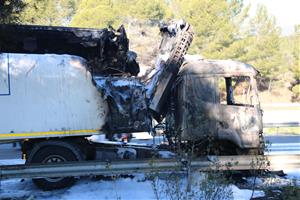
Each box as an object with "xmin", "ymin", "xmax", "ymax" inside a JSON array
[{"xmin": 244, "ymin": 0, "xmax": 300, "ymax": 35}]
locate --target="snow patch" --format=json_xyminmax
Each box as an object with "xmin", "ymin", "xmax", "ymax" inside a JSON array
[
  {"xmin": 132, "ymin": 132, "xmax": 153, "ymax": 140},
  {"xmin": 231, "ymin": 185, "xmax": 265, "ymax": 200}
]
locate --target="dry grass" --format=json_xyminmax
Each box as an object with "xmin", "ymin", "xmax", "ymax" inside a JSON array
[
  {"xmin": 259, "ymin": 88, "xmax": 296, "ymax": 104},
  {"xmin": 264, "ymin": 127, "xmax": 300, "ymax": 135}
]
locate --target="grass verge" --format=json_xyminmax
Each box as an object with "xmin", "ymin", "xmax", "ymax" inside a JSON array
[{"xmin": 263, "ymin": 127, "xmax": 300, "ymax": 135}]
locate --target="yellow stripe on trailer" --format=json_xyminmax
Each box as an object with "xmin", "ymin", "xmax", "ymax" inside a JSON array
[{"xmin": 0, "ymin": 129, "xmax": 99, "ymax": 139}]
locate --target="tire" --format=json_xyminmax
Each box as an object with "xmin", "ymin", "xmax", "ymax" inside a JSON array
[{"xmin": 28, "ymin": 144, "xmax": 83, "ymax": 190}]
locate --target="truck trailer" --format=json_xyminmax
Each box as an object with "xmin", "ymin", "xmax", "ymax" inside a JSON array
[{"xmin": 0, "ymin": 21, "xmax": 264, "ymax": 190}]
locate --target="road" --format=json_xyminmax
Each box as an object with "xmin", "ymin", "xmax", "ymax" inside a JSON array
[
  {"xmin": 0, "ymin": 143, "xmax": 21, "ymax": 160},
  {"xmin": 0, "ymin": 135, "xmax": 299, "ymax": 160},
  {"xmin": 265, "ymin": 135, "xmax": 300, "ymax": 155},
  {"xmin": 265, "ymin": 135, "xmax": 300, "ymax": 144},
  {"xmin": 262, "ymin": 104, "xmax": 300, "ymax": 125}
]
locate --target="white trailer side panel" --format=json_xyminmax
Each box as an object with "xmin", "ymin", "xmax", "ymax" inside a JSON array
[{"xmin": 0, "ymin": 53, "xmax": 108, "ymax": 140}]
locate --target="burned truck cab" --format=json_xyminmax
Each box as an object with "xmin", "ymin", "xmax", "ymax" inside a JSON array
[{"xmin": 175, "ymin": 59, "xmax": 263, "ymax": 152}]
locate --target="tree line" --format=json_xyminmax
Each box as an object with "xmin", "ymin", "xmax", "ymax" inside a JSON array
[{"xmin": 1, "ymin": 0, "xmax": 299, "ymax": 101}]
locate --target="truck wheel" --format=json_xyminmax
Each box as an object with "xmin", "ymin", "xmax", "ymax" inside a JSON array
[{"xmin": 28, "ymin": 144, "xmax": 83, "ymax": 190}]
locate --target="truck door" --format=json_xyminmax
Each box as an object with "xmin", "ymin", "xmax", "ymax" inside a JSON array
[
  {"xmin": 177, "ymin": 75, "xmax": 218, "ymax": 140},
  {"xmin": 216, "ymin": 76, "xmax": 261, "ymax": 148},
  {"xmin": 0, "ymin": 53, "xmax": 10, "ymax": 96}
]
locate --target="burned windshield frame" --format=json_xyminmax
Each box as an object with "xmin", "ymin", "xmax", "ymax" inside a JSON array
[
  {"xmin": 225, "ymin": 77, "xmax": 234, "ymax": 105},
  {"xmin": 219, "ymin": 76, "xmax": 254, "ymax": 107}
]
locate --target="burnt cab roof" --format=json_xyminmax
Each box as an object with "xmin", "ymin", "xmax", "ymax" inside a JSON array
[{"xmin": 179, "ymin": 59, "xmax": 259, "ymax": 77}]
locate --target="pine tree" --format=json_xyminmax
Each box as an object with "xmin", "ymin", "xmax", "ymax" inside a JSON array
[
  {"xmin": 71, "ymin": 0, "xmax": 119, "ymax": 28},
  {"xmin": 0, "ymin": 0, "xmax": 26, "ymax": 24},
  {"xmin": 242, "ymin": 5, "xmax": 282, "ymax": 85},
  {"xmin": 292, "ymin": 25, "xmax": 300, "ymax": 80},
  {"xmin": 21, "ymin": 0, "xmax": 81, "ymax": 25},
  {"xmin": 71, "ymin": 0, "xmax": 171, "ymax": 28},
  {"xmin": 128, "ymin": 0, "xmax": 172, "ymax": 21},
  {"xmin": 172, "ymin": 0, "xmax": 245, "ymax": 57}
]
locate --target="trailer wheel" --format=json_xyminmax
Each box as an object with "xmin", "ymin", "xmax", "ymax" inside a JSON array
[{"xmin": 27, "ymin": 143, "xmax": 83, "ymax": 190}]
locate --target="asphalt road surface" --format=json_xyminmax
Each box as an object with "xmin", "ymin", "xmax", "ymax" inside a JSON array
[
  {"xmin": 0, "ymin": 143, "xmax": 21, "ymax": 160},
  {"xmin": 265, "ymin": 135, "xmax": 300, "ymax": 155}
]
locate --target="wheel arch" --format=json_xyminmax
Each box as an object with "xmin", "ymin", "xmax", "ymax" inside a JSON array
[{"xmin": 25, "ymin": 139, "xmax": 86, "ymax": 163}]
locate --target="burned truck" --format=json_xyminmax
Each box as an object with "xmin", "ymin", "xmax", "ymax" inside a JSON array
[{"xmin": 0, "ymin": 21, "xmax": 263, "ymax": 190}]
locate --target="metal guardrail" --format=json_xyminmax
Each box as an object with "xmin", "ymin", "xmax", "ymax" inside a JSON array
[{"xmin": 1, "ymin": 154, "xmax": 299, "ymax": 180}]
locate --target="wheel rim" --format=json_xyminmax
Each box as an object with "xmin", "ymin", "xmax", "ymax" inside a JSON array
[{"xmin": 42, "ymin": 155, "xmax": 66, "ymax": 182}]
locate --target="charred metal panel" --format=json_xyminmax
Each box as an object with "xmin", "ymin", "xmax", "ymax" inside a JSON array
[
  {"xmin": 176, "ymin": 74, "xmax": 218, "ymax": 140},
  {"xmin": 180, "ymin": 59, "xmax": 258, "ymax": 77},
  {"xmin": 149, "ymin": 21, "xmax": 194, "ymax": 118},
  {"xmin": 216, "ymin": 105, "xmax": 260, "ymax": 148},
  {"xmin": 0, "ymin": 24, "xmax": 139, "ymax": 76},
  {"xmin": 94, "ymin": 77, "xmax": 151, "ymax": 133},
  {"xmin": 176, "ymin": 60, "xmax": 261, "ymax": 149}
]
